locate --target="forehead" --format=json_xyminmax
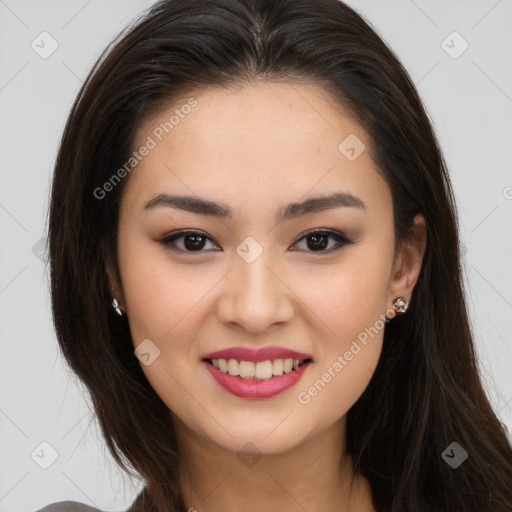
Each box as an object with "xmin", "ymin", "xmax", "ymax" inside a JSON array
[{"xmin": 123, "ymin": 81, "xmax": 389, "ymax": 220}]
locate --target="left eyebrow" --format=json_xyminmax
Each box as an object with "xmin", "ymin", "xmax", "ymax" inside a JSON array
[{"xmin": 142, "ymin": 191, "xmax": 368, "ymax": 222}]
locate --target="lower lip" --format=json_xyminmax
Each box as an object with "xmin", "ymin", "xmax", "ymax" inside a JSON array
[{"xmin": 202, "ymin": 360, "xmax": 312, "ymax": 399}]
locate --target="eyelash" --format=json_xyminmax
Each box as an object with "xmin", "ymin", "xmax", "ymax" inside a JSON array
[{"xmin": 159, "ymin": 229, "xmax": 352, "ymax": 255}]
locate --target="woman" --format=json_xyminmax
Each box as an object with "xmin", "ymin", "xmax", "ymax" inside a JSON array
[{"xmin": 41, "ymin": 0, "xmax": 512, "ymax": 511}]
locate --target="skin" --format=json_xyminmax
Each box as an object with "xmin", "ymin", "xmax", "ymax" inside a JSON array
[{"xmin": 107, "ymin": 81, "xmax": 427, "ymax": 512}]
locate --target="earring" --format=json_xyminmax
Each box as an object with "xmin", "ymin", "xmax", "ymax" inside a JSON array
[
  {"xmin": 393, "ymin": 297, "xmax": 409, "ymax": 313},
  {"xmin": 112, "ymin": 297, "xmax": 123, "ymax": 316},
  {"xmin": 111, "ymin": 286, "xmax": 123, "ymax": 316}
]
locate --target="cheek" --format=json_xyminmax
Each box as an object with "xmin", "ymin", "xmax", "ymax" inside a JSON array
[
  {"xmin": 295, "ymin": 336, "xmax": 382, "ymax": 430},
  {"xmin": 117, "ymin": 244, "xmax": 211, "ymax": 411},
  {"xmin": 118, "ymin": 236, "xmax": 214, "ymax": 345},
  {"xmin": 292, "ymin": 247, "xmax": 391, "ymax": 346},
  {"xmin": 291, "ymin": 250, "xmax": 390, "ymax": 412},
  {"xmin": 295, "ymin": 275, "xmax": 386, "ymax": 422}
]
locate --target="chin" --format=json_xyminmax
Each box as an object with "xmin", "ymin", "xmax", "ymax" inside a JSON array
[{"xmin": 193, "ymin": 414, "xmax": 316, "ymax": 457}]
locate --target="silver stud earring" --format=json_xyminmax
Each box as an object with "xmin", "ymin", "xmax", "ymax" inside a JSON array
[
  {"xmin": 112, "ymin": 297, "xmax": 123, "ymax": 316},
  {"xmin": 393, "ymin": 297, "xmax": 409, "ymax": 313},
  {"xmin": 111, "ymin": 286, "xmax": 123, "ymax": 316}
]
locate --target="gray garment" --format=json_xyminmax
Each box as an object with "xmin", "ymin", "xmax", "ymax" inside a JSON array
[
  {"xmin": 35, "ymin": 503, "xmax": 105, "ymax": 512},
  {"xmin": 35, "ymin": 490, "xmax": 144, "ymax": 512}
]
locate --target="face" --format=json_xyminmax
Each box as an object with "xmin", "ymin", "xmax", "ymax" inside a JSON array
[{"xmin": 108, "ymin": 81, "xmax": 425, "ymax": 456}]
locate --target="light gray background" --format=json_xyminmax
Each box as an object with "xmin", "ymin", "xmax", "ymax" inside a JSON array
[{"xmin": 1, "ymin": 1, "xmax": 511, "ymax": 511}]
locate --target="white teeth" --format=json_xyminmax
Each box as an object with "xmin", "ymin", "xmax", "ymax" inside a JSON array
[
  {"xmin": 255, "ymin": 360, "xmax": 273, "ymax": 379},
  {"xmin": 210, "ymin": 357, "xmax": 309, "ymax": 380},
  {"xmin": 272, "ymin": 358, "xmax": 283, "ymax": 375},
  {"xmin": 227, "ymin": 358, "xmax": 239, "ymax": 375},
  {"xmin": 239, "ymin": 361, "xmax": 255, "ymax": 378}
]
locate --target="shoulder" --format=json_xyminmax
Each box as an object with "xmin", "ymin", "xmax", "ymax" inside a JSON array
[
  {"xmin": 35, "ymin": 488, "xmax": 146, "ymax": 512},
  {"xmin": 35, "ymin": 501, "xmax": 105, "ymax": 512}
]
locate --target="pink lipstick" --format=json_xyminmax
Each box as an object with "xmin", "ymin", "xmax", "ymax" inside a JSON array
[
  {"xmin": 201, "ymin": 346, "xmax": 313, "ymax": 399},
  {"xmin": 202, "ymin": 346, "xmax": 312, "ymax": 362}
]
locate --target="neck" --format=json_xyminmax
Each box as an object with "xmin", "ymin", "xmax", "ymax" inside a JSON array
[{"xmin": 173, "ymin": 415, "xmax": 375, "ymax": 512}]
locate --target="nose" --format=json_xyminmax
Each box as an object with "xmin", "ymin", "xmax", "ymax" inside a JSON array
[{"xmin": 215, "ymin": 252, "xmax": 295, "ymax": 334}]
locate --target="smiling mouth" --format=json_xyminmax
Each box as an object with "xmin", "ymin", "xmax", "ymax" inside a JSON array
[{"xmin": 203, "ymin": 358, "xmax": 313, "ymax": 381}]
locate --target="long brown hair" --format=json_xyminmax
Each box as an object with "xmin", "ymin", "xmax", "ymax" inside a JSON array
[{"xmin": 46, "ymin": 1, "xmax": 512, "ymax": 510}]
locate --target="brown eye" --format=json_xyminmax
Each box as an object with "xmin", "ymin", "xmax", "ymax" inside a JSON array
[
  {"xmin": 292, "ymin": 229, "xmax": 352, "ymax": 253},
  {"xmin": 160, "ymin": 231, "xmax": 218, "ymax": 252}
]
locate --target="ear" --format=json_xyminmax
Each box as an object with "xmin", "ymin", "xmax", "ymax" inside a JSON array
[
  {"xmin": 105, "ymin": 260, "xmax": 126, "ymax": 312},
  {"xmin": 387, "ymin": 213, "xmax": 427, "ymax": 311}
]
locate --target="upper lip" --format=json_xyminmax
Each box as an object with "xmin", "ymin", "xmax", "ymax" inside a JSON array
[{"xmin": 202, "ymin": 346, "xmax": 313, "ymax": 363}]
